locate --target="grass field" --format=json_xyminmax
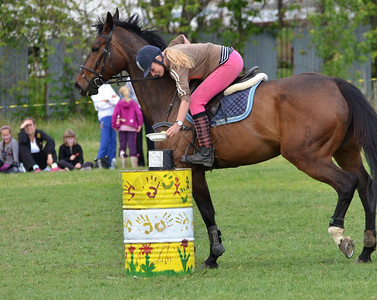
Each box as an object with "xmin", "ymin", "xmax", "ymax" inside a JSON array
[{"xmin": 1, "ymin": 119, "xmax": 377, "ymax": 299}]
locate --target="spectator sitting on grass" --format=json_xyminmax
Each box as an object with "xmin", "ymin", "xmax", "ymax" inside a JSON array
[
  {"xmin": 0, "ymin": 125, "xmax": 24, "ymax": 173},
  {"xmin": 18, "ymin": 117, "xmax": 63, "ymax": 172},
  {"xmin": 57, "ymin": 128, "xmax": 93, "ymax": 171}
]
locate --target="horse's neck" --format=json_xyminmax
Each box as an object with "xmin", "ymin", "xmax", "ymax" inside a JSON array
[
  {"xmin": 116, "ymin": 30, "xmax": 178, "ymax": 126},
  {"xmin": 131, "ymin": 77, "xmax": 177, "ymax": 126}
]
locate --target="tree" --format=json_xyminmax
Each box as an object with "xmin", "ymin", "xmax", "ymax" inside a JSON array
[
  {"xmin": 274, "ymin": 0, "xmax": 304, "ymax": 78},
  {"xmin": 206, "ymin": 0, "xmax": 264, "ymax": 55},
  {"xmin": 123, "ymin": 0, "xmax": 213, "ymax": 41},
  {"xmin": 120, "ymin": 0, "xmax": 261, "ymax": 51},
  {"xmin": 1, "ymin": 1, "xmax": 75, "ymax": 118},
  {"xmin": 359, "ymin": 0, "xmax": 377, "ymax": 79},
  {"xmin": 308, "ymin": 0, "xmax": 368, "ymax": 78},
  {"xmin": 0, "ymin": 0, "xmax": 105, "ymax": 119}
]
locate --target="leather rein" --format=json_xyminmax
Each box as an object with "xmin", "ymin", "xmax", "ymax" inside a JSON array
[{"xmin": 151, "ymin": 90, "xmax": 193, "ymax": 132}]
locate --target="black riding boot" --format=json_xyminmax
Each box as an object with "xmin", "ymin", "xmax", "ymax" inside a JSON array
[
  {"xmin": 186, "ymin": 112, "xmax": 215, "ymax": 167},
  {"xmin": 187, "ymin": 146, "xmax": 215, "ymax": 167}
]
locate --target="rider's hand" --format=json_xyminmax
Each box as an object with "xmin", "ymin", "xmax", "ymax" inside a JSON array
[{"xmin": 166, "ymin": 123, "xmax": 180, "ymax": 138}]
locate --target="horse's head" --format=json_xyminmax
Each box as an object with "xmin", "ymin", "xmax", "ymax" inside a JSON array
[
  {"xmin": 74, "ymin": 8, "xmax": 125, "ymax": 96},
  {"xmin": 74, "ymin": 10, "xmax": 174, "ymax": 126}
]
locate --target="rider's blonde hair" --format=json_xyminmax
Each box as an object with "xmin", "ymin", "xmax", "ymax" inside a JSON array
[{"xmin": 164, "ymin": 48, "xmax": 194, "ymax": 69}]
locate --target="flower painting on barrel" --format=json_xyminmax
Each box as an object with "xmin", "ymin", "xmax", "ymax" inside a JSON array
[{"xmin": 125, "ymin": 239, "xmax": 195, "ymax": 276}]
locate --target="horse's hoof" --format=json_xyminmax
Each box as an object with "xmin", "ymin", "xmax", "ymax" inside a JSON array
[
  {"xmin": 339, "ymin": 237, "xmax": 354, "ymax": 258},
  {"xmin": 355, "ymin": 256, "xmax": 372, "ymax": 263},
  {"xmin": 212, "ymin": 244, "xmax": 225, "ymax": 257},
  {"xmin": 200, "ymin": 262, "xmax": 219, "ymax": 269}
]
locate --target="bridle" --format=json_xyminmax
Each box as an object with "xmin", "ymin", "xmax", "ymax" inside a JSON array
[
  {"xmin": 79, "ymin": 25, "xmax": 116, "ymax": 88},
  {"xmin": 79, "ymin": 24, "xmax": 159, "ymax": 89}
]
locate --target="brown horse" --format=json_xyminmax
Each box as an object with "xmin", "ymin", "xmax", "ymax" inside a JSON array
[{"xmin": 75, "ymin": 9, "xmax": 377, "ymax": 268}]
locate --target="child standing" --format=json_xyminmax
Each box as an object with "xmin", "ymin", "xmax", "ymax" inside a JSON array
[
  {"xmin": 111, "ymin": 85, "xmax": 143, "ymax": 168},
  {"xmin": 58, "ymin": 129, "xmax": 93, "ymax": 171},
  {"xmin": 91, "ymin": 84, "xmax": 119, "ymax": 169},
  {"xmin": 0, "ymin": 125, "xmax": 22, "ymax": 173}
]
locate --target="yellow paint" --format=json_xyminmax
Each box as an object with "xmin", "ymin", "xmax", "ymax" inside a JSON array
[
  {"xmin": 123, "ymin": 169, "xmax": 195, "ymax": 276},
  {"xmin": 124, "ymin": 241, "xmax": 195, "ymax": 276},
  {"xmin": 122, "ymin": 169, "xmax": 193, "ymax": 209}
]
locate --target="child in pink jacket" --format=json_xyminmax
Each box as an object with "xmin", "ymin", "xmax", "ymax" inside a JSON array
[{"xmin": 111, "ymin": 85, "xmax": 143, "ymax": 168}]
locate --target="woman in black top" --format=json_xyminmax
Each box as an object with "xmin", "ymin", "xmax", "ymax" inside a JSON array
[{"xmin": 18, "ymin": 117, "xmax": 61, "ymax": 172}]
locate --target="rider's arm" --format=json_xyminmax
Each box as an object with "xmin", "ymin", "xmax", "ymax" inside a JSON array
[{"xmin": 168, "ymin": 34, "xmax": 191, "ymax": 47}]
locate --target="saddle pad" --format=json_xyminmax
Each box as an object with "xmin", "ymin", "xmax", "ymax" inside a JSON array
[{"xmin": 186, "ymin": 80, "xmax": 262, "ymax": 127}]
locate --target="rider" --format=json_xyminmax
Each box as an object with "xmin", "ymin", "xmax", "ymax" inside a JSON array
[{"xmin": 136, "ymin": 34, "xmax": 244, "ymax": 167}]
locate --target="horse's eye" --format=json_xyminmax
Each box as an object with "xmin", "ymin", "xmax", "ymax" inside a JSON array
[{"xmin": 92, "ymin": 46, "xmax": 100, "ymax": 53}]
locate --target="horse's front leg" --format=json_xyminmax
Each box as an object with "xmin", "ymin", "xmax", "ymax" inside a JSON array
[{"xmin": 191, "ymin": 166, "xmax": 225, "ymax": 269}]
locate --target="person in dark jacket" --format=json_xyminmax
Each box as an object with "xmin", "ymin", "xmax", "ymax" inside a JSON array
[
  {"xmin": 57, "ymin": 129, "xmax": 93, "ymax": 171},
  {"xmin": 18, "ymin": 117, "xmax": 62, "ymax": 172}
]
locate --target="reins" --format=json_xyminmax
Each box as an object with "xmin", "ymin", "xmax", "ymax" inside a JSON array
[
  {"xmin": 152, "ymin": 90, "xmax": 193, "ymax": 132},
  {"xmin": 151, "ymin": 90, "xmax": 178, "ymax": 130},
  {"xmin": 151, "ymin": 88, "xmax": 196, "ymax": 163}
]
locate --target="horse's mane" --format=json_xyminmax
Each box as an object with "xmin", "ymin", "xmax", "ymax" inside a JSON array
[{"xmin": 94, "ymin": 14, "xmax": 167, "ymax": 50}]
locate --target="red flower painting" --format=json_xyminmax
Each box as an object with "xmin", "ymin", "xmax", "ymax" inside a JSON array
[
  {"xmin": 180, "ymin": 239, "xmax": 188, "ymax": 248},
  {"xmin": 140, "ymin": 243, "xmax": 153, "ymax": 255}
]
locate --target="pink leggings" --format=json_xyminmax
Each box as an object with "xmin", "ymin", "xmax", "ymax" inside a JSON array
[{"xmin": 190, "ymin": 50, "xmax": 244, "ymax": 115}]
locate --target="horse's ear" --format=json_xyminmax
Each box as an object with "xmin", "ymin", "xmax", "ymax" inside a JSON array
[
  {"xmin": 104, "ymin": 11, "xmax": 114, "ymax": 32},
  {"xmin": 113, "ymin": 8, "xmax": 119, "ymax": 20}
]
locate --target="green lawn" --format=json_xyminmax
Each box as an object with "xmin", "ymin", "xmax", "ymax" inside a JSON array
[{"xmin": 1, "ymin": 119, "xmax": 377, "ymax": 299}]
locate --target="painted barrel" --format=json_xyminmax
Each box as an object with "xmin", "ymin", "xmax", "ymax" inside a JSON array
[{"xmin": 122, "ymin": 168, "xmax": 195, "ymax": 276}]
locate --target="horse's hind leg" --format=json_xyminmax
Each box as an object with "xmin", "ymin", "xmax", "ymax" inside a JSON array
[
  {"xmin": 282, "ymin": 150, "xmax": 359, "ymax": 258},
  {"xmin": 191, "ymin": 165, "xmax": 225, "ymax": 269},
  {"xmin": 334, "ymin": 147, "xmax": 377, "ymax": 262}
]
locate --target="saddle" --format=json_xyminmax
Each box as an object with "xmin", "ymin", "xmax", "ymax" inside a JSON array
[{"xmin": 189, "ymin": 66, "xmax": 260, "ymax": 119}]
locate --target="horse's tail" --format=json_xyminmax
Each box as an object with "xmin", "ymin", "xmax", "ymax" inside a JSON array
[{"xmin": 334, "ymin": 77, "xmax": 377, "ymax": 193}]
